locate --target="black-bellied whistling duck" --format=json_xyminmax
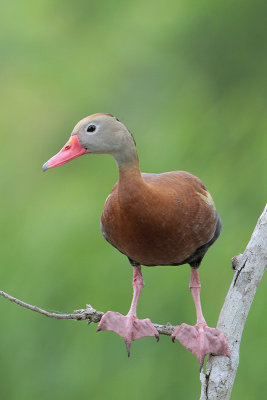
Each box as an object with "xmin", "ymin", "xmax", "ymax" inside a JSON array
[{"xmin": 43, "ymin": 113, "xmax": 229, "ymax": 366}]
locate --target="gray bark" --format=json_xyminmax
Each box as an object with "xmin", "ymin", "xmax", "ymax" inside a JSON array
[
  {"xmin": 0, "ymin": 292, "xmax": 175, "ymax": 335},
  {"xmin": 200, "ymin": 204, "xmax": 267, "ymax": 399}
]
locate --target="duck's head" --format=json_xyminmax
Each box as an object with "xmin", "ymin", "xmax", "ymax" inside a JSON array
[{"xmin": 42, "ymin": 113, "xmax": 137, "ymax": 171}]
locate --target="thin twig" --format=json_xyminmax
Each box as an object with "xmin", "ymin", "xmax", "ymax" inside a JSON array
[{"xmin": 0, "ymin": 290, "xmax": 174, "ymax": 335}]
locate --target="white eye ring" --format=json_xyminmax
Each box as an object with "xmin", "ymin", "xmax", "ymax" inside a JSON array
[{"xmin": 87, "ymin": 124, "xmax": 96, "ymax": 133}]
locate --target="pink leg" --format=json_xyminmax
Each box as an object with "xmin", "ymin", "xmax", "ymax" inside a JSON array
[
  {"xmin": 190, "ymin": 269, "xmax": 206, "ymax": 324},
  {"xmin": 97, "ymin": 266, "xmax": 159, "ymax": 355},
  {"xmin": 127, "ymin": 266, "xmax": 144, "ymax": 317},
  {"xmin": 172, "ymin": 269, "xmax": 230, "ymax": 368}
]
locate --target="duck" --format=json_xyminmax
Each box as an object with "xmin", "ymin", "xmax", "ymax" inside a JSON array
[{"xmin": 42, "ymin": 113, "xmax": 229, "ymax": 366}]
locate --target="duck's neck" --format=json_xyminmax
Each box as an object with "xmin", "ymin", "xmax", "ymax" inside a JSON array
[
  {"xmin": 118, "ymin": 162, "xmax": 142, "ymax": 185},
  {"xmin": 113, "ymin": 137, "xmax": 139, "ymax": 168},
  {"xmin": 112, "ymin": 138, "xmax": 145, "ymax": 195},
  {"xmin": 117, "ymin": 157, "xmax": 144, "ymax": 196}
]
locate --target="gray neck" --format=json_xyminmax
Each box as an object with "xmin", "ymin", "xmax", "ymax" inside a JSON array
[{"xmin": 112, "ymin": 139, "xmax": 139, "ymax": 168}]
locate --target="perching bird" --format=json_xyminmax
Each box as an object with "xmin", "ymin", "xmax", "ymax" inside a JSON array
[{"xmin": 43, "ymin": 113, "xmax": 229, "ymax": 366}]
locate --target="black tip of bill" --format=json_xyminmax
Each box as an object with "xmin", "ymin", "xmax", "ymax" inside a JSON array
[{"xmin": 42, "ymin": 161, "xmax": 49, "ymax": 172}]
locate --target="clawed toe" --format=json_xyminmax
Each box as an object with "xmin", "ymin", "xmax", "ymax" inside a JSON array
[
  {"xmin": 97, "ymin": 311, "xmax": 159, "ymax": 355},
  {"xmin": 172, "ymin": 322, "xmax": 230, "ymax": 367}
]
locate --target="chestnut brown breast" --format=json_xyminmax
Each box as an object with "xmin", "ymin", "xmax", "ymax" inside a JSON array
[{"xmin": 101, "ymin": 170, "xmax": 219, "ymax": 266}]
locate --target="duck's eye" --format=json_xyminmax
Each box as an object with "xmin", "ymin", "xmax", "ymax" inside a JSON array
[{"xmin": 87, "ymin": 124, "xmax": 96, "ymax": 133}]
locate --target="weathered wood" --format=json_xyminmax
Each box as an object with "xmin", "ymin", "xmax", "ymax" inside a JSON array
[
  {"xmin": 200, "ymin": 204, "xmax": 267, "ymax": 399},
  {"xmin": 0, "ymin": 291, "xmax": 175, "ymax": 335}
]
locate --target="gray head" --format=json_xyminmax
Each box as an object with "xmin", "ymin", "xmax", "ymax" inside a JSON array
[{"xmin": 43, "ymin": 113, "xmax": 137, "ymax": 171}]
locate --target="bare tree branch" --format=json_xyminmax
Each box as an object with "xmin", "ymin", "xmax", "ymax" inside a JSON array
[
  {"xmin": 0, "ymin": 290, "xmax": 174, "ymax": 335},
  {"xmin": 0, "ymin": 291, "xmax": 103, "ymax": 322},
  {"xmin": 0, "ymin": 205, "xmax": 266, "ymax": 399},
  {"xmin": 200, "ymin": 204, "xmax": 267, "ymax": 400}
]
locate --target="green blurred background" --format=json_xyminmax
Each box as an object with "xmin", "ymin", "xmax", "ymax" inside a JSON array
[{"xmin": 0, "ymin": 0, "xmax": 266, "ymax": 399}]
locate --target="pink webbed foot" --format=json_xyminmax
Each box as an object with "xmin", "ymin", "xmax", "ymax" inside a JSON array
[
  {"xmin": 97, "ymin": 311, "xmax": 159, "ymax": 356},
  {"xmin": 172, "ymin": 322, "xmax": 230, "ymax": 368}
]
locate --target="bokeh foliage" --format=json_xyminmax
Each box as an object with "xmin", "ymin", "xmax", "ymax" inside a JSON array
[{"xmin": 0, "ymin": 0, "xmax": 266, "ymax": 399}]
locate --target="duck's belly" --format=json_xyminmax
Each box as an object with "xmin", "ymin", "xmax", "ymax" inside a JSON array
[
  {"xmin": 100, "ymin": 209, "xmax": 217, "ymax": 266},
  {"xmin": 100, "ymin": 170, "xmax": 219, "ymax": 266}
]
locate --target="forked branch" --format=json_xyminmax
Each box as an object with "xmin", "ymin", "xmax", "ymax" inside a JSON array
[{"xmin": 0, "ymin": 206, "xmax": 266, "ymax": 399}]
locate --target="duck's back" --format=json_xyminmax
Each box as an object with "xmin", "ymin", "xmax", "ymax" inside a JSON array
[{"xmin": 101, "ymin": 170, "xmax": 221, "ymax": 267}]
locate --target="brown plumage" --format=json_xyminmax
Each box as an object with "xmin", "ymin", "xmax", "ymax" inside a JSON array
[
  {"xmin": 101, "ymin": 168, "xmax": 219, "ymax": 267},
  {"xmin": 43, "ymin": 113, "xmax": 229, "ymax": 365}
]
